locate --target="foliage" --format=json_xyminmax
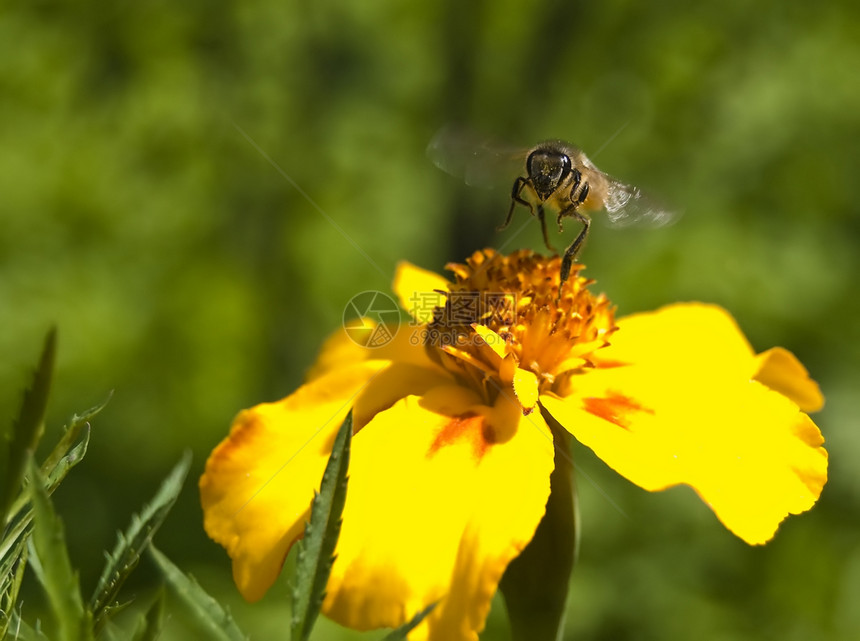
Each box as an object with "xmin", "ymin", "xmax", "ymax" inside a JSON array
[
  {"xmin": 2, "ymin": 337, "xmax": 432, "ymax": 640},
  {"xmin": 290, "ymin": 411, "xmax": 352, "ymax": 641},
  {"xmin": 2, "ymin": 1, "xmax": 859, "ymax": 639},
  {"xmin": 0, "ymin": 332, "xmax": 193, "ymax": 640}
]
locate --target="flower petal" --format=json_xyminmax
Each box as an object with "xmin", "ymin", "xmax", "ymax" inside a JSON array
[
  {"xmin": 322, "ymin": 392, "xmax": 555, "ymax": 640},
  {"xmin": 305, "ymin": 319, "xmax": 381, "ymax": 382},
  {"xmin": 589, "ymin": 302, "xmax": 755, "ymax": 374},
  {"xmin": 541, "ymin": 303, "xmax": 827, "ymax": 545},
  {"xmin": 473, "ymin": 324, "xmax": 507, "ymax": 361},
  {"xmin": 394, "ymin": 261, "xmax": 452, "ymax": 324},
  {"xmin": 353, "ymin": 362, "xmax": 454, "ymax": 431},
  {"xmin": 512, "ymin": 367, "xmax": 539, "ymax": 413},
  {"xmin": 307, "ymin": 318, "xmax": 438, "ymax": 383},
  {"xmin": 753, "ymin": 347, "xmax": 824, "ymax": 412},
  {"xmin": 200, "ymin": 360, "xmax": 387, "ymax": 601}
]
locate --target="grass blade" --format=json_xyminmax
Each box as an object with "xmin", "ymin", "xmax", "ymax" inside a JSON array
[
  {"xmin": 149, "ymin": 545, "xmax": 247, "ymax": 641},
  {"xmin": 1, "ymin": 329, "xmax": 56, "ymax": 526},
  {"xmin": 26, "ymin": 457, "xmax": 93, "ymax": 641},
  {"xmin": 89, "ymin": 451, "xmax": 191, "ymax": 633},
  {"xmin": 380, "ymin": 602, "xmax": 439, "ymax": 641},
  {"xmin": 290, "ymin": 410, "xmax": 353, "ymax": 641}
]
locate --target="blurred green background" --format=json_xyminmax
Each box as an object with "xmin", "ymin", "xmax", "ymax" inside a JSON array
[{"xmin": 2, "ymin": 0, "xmax": 859, "ymax": 638}]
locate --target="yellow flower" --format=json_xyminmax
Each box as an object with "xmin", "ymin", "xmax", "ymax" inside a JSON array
[{"xmin": 200, "ymin": 249, "xmax": 827, "ymax": 640}]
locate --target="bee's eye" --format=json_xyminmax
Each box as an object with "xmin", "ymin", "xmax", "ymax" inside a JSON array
[
  {"xmin": 557, "ymin": 154, "xmax": 572, "ymax": 180},
  {"xmin": 527, "ymin": 150, "xmax": 570, "ymax": 187}
]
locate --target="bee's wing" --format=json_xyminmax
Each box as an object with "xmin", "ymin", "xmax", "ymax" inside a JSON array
[
  {"xmin": 602, "ymin": 177, "xmax": 675, "ymax": 228},
  {"xmin": 426, "ymin": 126, "xmax": 527, "ymax": 189}
]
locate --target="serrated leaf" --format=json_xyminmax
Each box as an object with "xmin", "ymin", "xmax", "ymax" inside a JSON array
[
  {"xmin": 1, "ymin": 393, "xmax": 99, "ymax": 590},
  {"xmin": 291, "ymin": 410, "xmax": 353, "ymax": 641},
  {"xmin": 380, "ymin": 602, "xmax": 439, "ymax": 641},
  {"xmin": 1, "ymin": 329, "xmax": 56, "ymax": 526},
  {"xmin": 0, "ymin": 424, "xmax": 91, "ymax": 583},
  {"xmin": 0, "ymin": 405, "xmax": 96, "ymax": 639},
  {"xmin": 26, "ymin": 457, "xmax": 94, "ymax": 641},
  {"xmin": 42, "ymin": 424, "xmax": 92, "ymax": 502},
  {"xmin": 96, "ymin": 600, "xmax": 134, "ymax": 627},
  {"xmin": 90, "ymin": 451, "xmax": 191, "ymax": 633},
  {"xmin": 42, "ymin": 392, "xmax": 111, "ymax": 477},
  {"xmin": 5, "ymin": 424, "xmax": 92, "ymax": 530},
  {"xmin": 131, "ymin": 589, "xmax": 165, "ymax": 641},
  {"xmin": 149, "ymin": 545, "xmax": 247, "ymax": 641}
]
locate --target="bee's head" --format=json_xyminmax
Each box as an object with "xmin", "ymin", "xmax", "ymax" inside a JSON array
[{"xmin": 526, "ymin": 144, "xmax": 572, "ymax": 201}]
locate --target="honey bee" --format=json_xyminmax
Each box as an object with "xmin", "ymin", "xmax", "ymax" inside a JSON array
[{"xmin": 427, "ymin": 128, "xmax": 673, "ymax": 292}]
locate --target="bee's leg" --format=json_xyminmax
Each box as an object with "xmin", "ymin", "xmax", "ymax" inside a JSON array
[
  {"xmin": 556, "ymin": 181, "xmax": 588, "ymax": 234},
  {"xmin": 537, "ymin": 205, "xmax": 557, "ymax": 253},
  {"xmin": 497, "ymin": 177, "xmax": 530, "ymax": 231},
  {"xmin": 559, "ymin": 210, "xmax": 591, "ymax": 294}
]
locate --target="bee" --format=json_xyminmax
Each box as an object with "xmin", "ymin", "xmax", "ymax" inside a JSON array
[{"xmin": 427, "ymin": 128, "xmax": 673, "ymax": 292}]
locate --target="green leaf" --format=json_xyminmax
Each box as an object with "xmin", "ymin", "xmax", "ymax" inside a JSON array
[
  {"xmin": 4, "ymin": 423, "xmax": 92, "ymax": 534},
  {"xmin": 131, "ymin": 590, "xmax": 166, "ymax": 641},
  {"xmin": 97, "ymin": 621, "xmax": 125, "ymax": 641},
  {"xmin": 380, "ymin": 602, "xmax": 439, "ymax": 641},
  {"xmin": 0, "ymin": 532, "xmax": 28, "ymax": 639},
  {"xmin": 0, "ymin": 424, "xmax": 91, "ymax": 606},
  {"xmin": 290, "ymin": 410, "xmax": 353, "ymax": 641},
  {"xmin": 6, "ymin": 612, "xmax": 52, "ymax": 641},
  {"xmin": 26, "ymin": 457, "xmax": 94, "ymax": 641},
  {"xmin": 1, "ymin": 328, "xmax": 56, "ymax": 526},
  {"xmin": 0, "ymin": 390, "xmax": 102, "ymax": 598},
  {"xmin": 90, "ymin": 451, "xmax": 192, "ymax": 633},
  {"xmin": 149, "ymin": 545, "xmax": 247, "ymax": 641},
  {"xmin": 0, "ymin": 396, "xmax": 104, "ymax": 640},
  {"xmin": 41, "ymin": 392, "xmax": 111, "ymax": 479},
  {"xmin": 499, "ymin": 424, "xmax": 577, "ymax": 641}
]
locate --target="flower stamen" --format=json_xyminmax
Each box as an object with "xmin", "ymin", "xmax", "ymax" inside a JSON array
[{"xmin": 424, "ymin": 249, "xmax": 617, "ymax": 411}]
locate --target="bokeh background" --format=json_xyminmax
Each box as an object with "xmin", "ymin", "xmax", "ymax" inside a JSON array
[{"xmin": 3, "ymin": 0, "xmax": 859, "ymax": 639}]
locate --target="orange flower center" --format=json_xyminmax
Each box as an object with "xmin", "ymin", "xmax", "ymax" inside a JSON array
[{"xmin": 424, "ymin": 249, "xmax": 617, "ymax": 407}]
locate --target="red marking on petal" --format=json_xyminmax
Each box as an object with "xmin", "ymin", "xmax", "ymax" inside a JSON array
[
  {"xmin": 583, "ymin": 393, "xmax": 653, "ymax": 430},
  {"xmin": 208, "ymin": 413, "xmax": 260, "ymax": 463},
  {"xmin": 428, "ymin": 414, "xmax": 496, "ymax": 462},
  {"xmin": 592, "ymin": 358, "xmax": 631, "ymax": 369}
]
